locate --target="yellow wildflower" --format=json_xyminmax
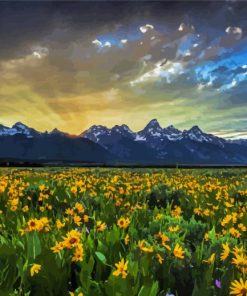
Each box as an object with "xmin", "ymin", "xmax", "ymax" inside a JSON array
[
  {"xmin": 171, "ymin": 206, "xmax": 182, "ymax": 218},
  {"xmin": 112, "ymin": 258, "xmax": 128, "ymax": 279},
  {"xmin": 230, "ymin": 278, "xmax": 247, "ymax": 295},
  {"xmin": 221, "ymin": 243, "xmax": 230, "ymax": 261},
  {"xmin": 138, "ymin": 240, "xmax": 154, "ymax": 253},
  {"xmin": 74, "ymin": 202, "xmax": 85, "ymax": 213},
  {"xmin": 173, "ymin": 243, "xmax": 185, "ymax": 259},
  {"xmin": 96, "ymin": 221, "xmax": 107, "ymax": 232},
  {"xmin": 124, "ymin": 234, "xmax": 130, "ymax": 245},
  {"xmin": 203, "ymin": 253, "xmax": 215, "ymax": 265},
  {"xmin": 51, "ymin": 241, "xmax": 64, "ymax": 253},
  {"xmin": 117, "ymin": 217, "xmax": 130, "ymax": 229},
  {"xmin": 156, "ymin": 254, "xmax": 164, "ymax": 264},
  {"xmin": 83, "ymin": 215, "xmax": 89, "ymax": 223},
  {"xmin": 30, "ymin": 264, "xmax": 41, "ymax": 277},
  {"xmin": 72, "ymin": 244, "xmax": 84, "ymax": 262},
  {"xmin": 168, "ymin": 225, "xmax": 180, "ymax": 233},
  {"xmin": 73, "ymin": 215, "xmax": 82, "ymax": 226},
  {"xmin": 63, "ymin": 230, "xmax": 81, "ymax": 249},
  {"xmin": 56, "ymin": 219, "xmax": 65, "ymax": 229}
]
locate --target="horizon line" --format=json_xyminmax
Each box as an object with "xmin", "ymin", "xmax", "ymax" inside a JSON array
[{"xmin": 1, "ymin": 119, "xmax": 247, "ymax": 140}]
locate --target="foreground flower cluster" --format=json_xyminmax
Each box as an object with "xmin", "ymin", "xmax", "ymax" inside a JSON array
[{"xmin": 0, "ymin": 167, "xmax": 246, "ymax": 295}]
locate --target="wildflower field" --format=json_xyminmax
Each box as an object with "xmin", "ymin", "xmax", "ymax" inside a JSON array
[{"xmin": 0, "ymin": 167, "xmax": 247, "ymax": 296}]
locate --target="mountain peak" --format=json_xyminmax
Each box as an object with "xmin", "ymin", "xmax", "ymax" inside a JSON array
[
  {"xmin": 183, "ymin": 125, "xmax": 212, "ymax": 143},
  {"xmin": 12, "ymin": 122, "xmax": 29, "ymax": 129},
  {"xmin": 147, "ymin": 118, "xmax": 160, "ymax": 126},
  {"xmin": 50, "ymin": 128, "xmax": 64, "ymax": 135},
  {"xmin": 121, "ymin": 124, "xmax": 131, "ymax": 131},
  {"xmin": 112, "ymin": 124, "xmax": 133, "ymax": 133},
  {"xmin": 167, "ymin": 124, "xmax": 175, "ymax": 129},
  {"xmin": 188, "ymin": 125, "xmax": 203, "ymax": 133},
  {"xmin": 137, "ymin": 119, "xmax": 163, "ymax": 139},
  {"xmin": 165, "ymin": 125, "xmax": 181, "ymax": 133},
  {"xmin": 143, "ymin": 119, "xmax": 162, "ymax": 131},
  {"xmin": 9, "ymin": 122, "xmax": 40, "ymax": 137}
]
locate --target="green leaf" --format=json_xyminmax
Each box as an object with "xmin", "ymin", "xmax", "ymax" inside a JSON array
[
  {"xmin": 208, "ymin": 226, "xmax": 216, "ymax": 243},
  {"xmin": 95, "ymin": 251, "xmax": 107, "ymax": 265},
  {"xmin": 138, "ymin": 282, "xmax": 158, "ymax": 296},
  {"xmin": 150, "ymin": 281, "xmax": 159, "ymax": 296},
  {"xmin": 26, "ymin": 232, "xmax": 41, "ymax": 261}
]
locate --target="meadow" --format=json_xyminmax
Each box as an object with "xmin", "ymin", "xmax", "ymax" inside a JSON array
[{"xmin": 0, "ymin": 167, "xmax": 246, "ymax": 296}]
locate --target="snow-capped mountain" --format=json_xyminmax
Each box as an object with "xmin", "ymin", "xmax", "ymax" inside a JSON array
[
  {"xmin": 112, "ymin": 124, "xmax": 136, "ymax": 139},
  {"xmin": 81, "ymin": 119, "xmax": 247, "ymax": 164},
  {"xmin": 136, "ymin": 119, "xmax": 164, "ymax": 140},
  {"xmin": 0, "ymin": 122, "xmax": 41, "ymax": 138},
  {"xmin": 0, "ymin": 122, "xmax": 111, "ymax": 163},
  {"xmin": 1, "ymin": 120, "xmax": 247, "ymax": 164},
  {"xmin": 134, "ymin": 120, "xmax": 224, "ymax": 146},
  {"xmin": 82, "ymin": 124, "xmax": 151, "ymax": 160},
  {"xmin": 163, "ymin": 125, "xmax": 183, "ymax": 141},
  {"xmin": 82, "ymin": 124, "xmax": 135, "ymax": 144},
  {"xmin": 181, "ymin": 126, "xmax": 226, "ymax": 147}
]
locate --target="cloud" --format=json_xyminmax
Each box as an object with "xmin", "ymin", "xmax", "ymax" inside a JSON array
[
  {"xmin": 121, "ymin": 39, "xmax": 128, "ymax": 44},
  {"xmin": 103, "ymin": 88, "xmax": 120, "ymax": 102},
  {"xmin": 139, "ymin": 24, "xmax": 154, "ymax": 34},
  {"xmin": 225, "ymin": 26, "xmax": 243, "ymax": 40},
  {"xmin": 213, "ymin": 129, "xmax": 247, "ymax": 139},
  {"xmin": 92, "ymin": 39, "xmax": 102, "ymax": 47},
  {"xmin": 92, "ymin": 39, "xmax": 112, "ymax": 49},
  {"xmin": 130, "ymin": 60, "xmax": 185, "ymax": 86},
  {"xmin": 1, "ymin": 1, "xmax": 247, "ymax": 135},
  {"xmin": 31, "ymin": 46, "xmax": 49, "ymax": 59},
  {"xmin": 177, "ymin": 23, "xmax": 195, "ymax": 33}
]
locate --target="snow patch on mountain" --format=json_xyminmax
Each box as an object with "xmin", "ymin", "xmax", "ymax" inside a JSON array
[{"xmin": 0, "ymin": 122, "xmax": 40, "ymax": 138}]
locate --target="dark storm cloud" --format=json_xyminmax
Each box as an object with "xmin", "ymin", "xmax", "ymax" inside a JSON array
[{"xmin": 1, "ymin": 1, "xmax": 245, "ymax": 59}]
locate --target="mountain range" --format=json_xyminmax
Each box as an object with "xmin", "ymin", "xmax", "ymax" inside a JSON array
[{"xmin": 0, "ymin": 120, "xmax": 247, "ymax": 164}]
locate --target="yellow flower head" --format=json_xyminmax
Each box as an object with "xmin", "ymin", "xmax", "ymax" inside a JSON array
[
  {"xmin": 51, "ymin": 241, "xmax": 64, "ymax": 253},
  {"xmin": 173, "ymin": 243, "xmax": 185, "ymax": 259},
  {"xmin": 72, "ymin": 244, "xmax": 84, "ymax": 262},
  {"xmin": 27, "ymin": 218, "xmax": 40, "ymax": 231},
  {"xmin": 96, "ymin": 221, "xmax": 107, "ymax": 232},
  {"xmin": 22, "ymin": 205, "xmax": 29, "ymax": 212},
  {"xmin": 30, "ymin": 264, "xmax": 41, "ymax": 277},
  {"xmin": 124, "ymin": 234, "xmax": 130, "ymax": 245},
  {"xmin": 168, "ymin": 225, "xmax": 180, "ymax": 233},
  {"xmin": 74, "ymin": 202, "xmax": 85, "ymax": 213},
  {"xmin": 138, "ymin": 240, "xmax": 154, "ymax": 253},
  {"xmin": 63, "ymin": 229, "xmax": 81, "ymax": 249},
  {"xmin": 230, "ymin": 227, "xmax": 241, "ymax": 238},
  {"xmin": 56, "ymin": 219, "xmax": 65, "ymax": 229},
  {"xmin": 71, "ymin": 186, "xmax": 77, "ymax": 195},
  {"xmin": 155, "ymin": 213, "xmax": 163, "ymax": 221},
  {"xmin": 203, "ymin": 253, "xmax": 215, "ymax": 265},
  {"xmin": 117, "ymin": 217, "xmax": 130, "ymax": 229},
  {"xmin": 73, "ymin": 215, "xmax": 82, "ymax": 226},
  {"xmin": 230, "ymin": 278, "xmax": 247, "ymax": 295},
  {"xmin": 112, "ymin": 258, "xmax": 128, "ymax": 279},
  {"xmin": 171, "ymin": 206, "xmax": 182, "ymax": 218},
  {"xmin": 83, "ymin": 215, "xmax": 89, "ymax": 223},
  {"xmin": 232, "ymin": 252, "xmax": 247, "ymax": 274},
  {"xmin": 156, "ymin": 254, "xmax": 164, "ymax": 264},
  {"xmin": 221, "ymin": 242, "xmax": 230, "ymax": 261}
]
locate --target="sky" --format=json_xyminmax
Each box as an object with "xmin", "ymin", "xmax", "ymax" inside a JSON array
[{"xmin": 1, "ymin": 1, "xmax": 247, "ymax": 138}]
